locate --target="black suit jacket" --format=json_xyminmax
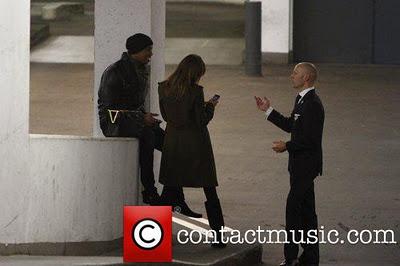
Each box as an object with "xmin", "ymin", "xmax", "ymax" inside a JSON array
[{"xmin": 268, "ymin": 89, "xmax": 324, "ymax": 178}]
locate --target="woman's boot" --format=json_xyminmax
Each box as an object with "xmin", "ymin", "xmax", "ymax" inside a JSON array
[
  {"xmin": 205, "ymin": 199, "xmax": 227, "ymax": 248},
  {"xmin": 174, "ymin": 187, "xmax": 202, "ymax": 218},
  {"xmin": 160, "ymin": 187, "xmax": 202, "ymax": 218}
]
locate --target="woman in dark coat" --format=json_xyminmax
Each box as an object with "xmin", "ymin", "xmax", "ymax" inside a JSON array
[{"xmin": 158, "ymin": 54, "xmax": 226, "ymax": 248}]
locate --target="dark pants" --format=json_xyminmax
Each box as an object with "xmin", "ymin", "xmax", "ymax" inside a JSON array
[
  {"xmin": 161, "ymin": 186, "xmax": 219, "ymax": 203},
  {"xmin": 284, "ymin": 173, "xmax": 319, "ymax": 265},
  {"xmin": 139, "ymin": 126, "xmax": 165, "ymax": 192}
]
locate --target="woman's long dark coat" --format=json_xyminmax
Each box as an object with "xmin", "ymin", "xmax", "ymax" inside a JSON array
[{"xmin": 158, "ymin": 82, "xmax": 218, "ymax": 187}]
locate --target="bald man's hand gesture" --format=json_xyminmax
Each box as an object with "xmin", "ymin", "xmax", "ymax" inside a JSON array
[{"xmin": 254, "ymin": 96, "xmax": 271, "ymax": 112}]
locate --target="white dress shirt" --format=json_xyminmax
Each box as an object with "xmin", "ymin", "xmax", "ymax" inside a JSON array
[{"xmin": 265, "ymin": 87, "xmax": 315, "ymax": 119}]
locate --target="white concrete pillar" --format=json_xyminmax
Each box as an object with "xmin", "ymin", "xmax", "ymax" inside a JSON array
[
  {"xmin": 93, "ymin": 0, "xmax": 166, "ymax": 137},
  {"xmin": 259, "ymin": 0, "xmax": 292, "ymax": 63},
  {"xmin": 150, "ymin": 0, "xmax": 166, "ymax": 185},
  {"xmin": 0, "ymin": 0, "xmax": 31, "ymax": 245}
]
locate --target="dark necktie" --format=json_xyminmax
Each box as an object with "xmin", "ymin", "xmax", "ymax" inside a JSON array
[{"xmin": 294, "ymin": 94, "xmax": 301, "ymax": 109}]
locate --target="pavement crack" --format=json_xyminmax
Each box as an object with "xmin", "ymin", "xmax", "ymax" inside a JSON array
[
  {"xmin": 337, "ymin": 222, "xmax": 350, "ymax": 233},
  {"xmin": 3, "ymin": 215, "xmax": 19, "ymax": 229}
]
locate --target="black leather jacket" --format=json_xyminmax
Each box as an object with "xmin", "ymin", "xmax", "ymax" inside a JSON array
[{"xmin": 98, "ymin": 52, "xmax": 148, "ymax": 137}]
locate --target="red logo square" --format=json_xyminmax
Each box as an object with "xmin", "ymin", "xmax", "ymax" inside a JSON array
[{"xmin": 123, "ymin": 206, "xmax": 172, "ymax": 262}]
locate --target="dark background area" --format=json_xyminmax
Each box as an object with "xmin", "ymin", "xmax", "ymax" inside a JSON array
[{"xmin": 294, "ymin": 0, "xmax": 400, "ymax": 64}]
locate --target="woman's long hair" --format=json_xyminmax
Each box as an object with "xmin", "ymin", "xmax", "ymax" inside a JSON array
[{"xmin": 165, "ymin": 54, "xmax": 206, "ymax": 99}]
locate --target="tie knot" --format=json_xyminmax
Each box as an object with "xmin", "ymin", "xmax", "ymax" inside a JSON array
[{"xmin": 295, "ymin": 94, "xmax": 301, "ymax": 104}]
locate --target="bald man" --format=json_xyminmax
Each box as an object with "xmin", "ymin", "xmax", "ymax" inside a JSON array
[{"xmin": 255, "ymin": 63, "xmax": 324, "ymax": 266}]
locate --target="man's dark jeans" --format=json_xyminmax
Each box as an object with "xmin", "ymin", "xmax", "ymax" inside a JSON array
[{"xmin": 139, "ymin": 125, "xmax": 165, "ymax": 192}]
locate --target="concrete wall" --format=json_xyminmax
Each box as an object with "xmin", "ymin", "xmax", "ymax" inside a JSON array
[
  {"xmin": 1, "ymin": 0, "xmax": 165, "ymax": 254},
  {"xmin": 27, "ymin": 135, "xmax": 138, "ymax": 243}
]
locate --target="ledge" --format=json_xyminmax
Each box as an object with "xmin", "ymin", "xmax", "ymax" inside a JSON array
[{"xmin": 29, "ymin": 134, "xmax": 139, "ymax": 142}]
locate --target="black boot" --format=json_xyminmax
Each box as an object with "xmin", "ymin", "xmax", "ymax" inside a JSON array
[
  {"xmin": 173, "ymin": 201, "xmax": 202, "ymax": 218},
  {"xmin": 205, "ymin": 199, "xmax": 227, "ymax": 248},
  {"xmin": 142, "ymin": 189, "xmax": 160, "ymax": 206},
  {"xmin": 160, "ymin": 187, "xmax": 202, "ymax": 218},
  {"xmin": 174, "ymin": 187, "xmax": 202, "ymax": 218}
]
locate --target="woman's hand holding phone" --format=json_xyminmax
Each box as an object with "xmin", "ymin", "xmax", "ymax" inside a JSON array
[{"xmin": 208, "ymin": 94, "xmax": 220, "ymax": 107}]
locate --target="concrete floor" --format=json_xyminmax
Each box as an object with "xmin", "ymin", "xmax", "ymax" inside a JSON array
[
  {"xmin": 29, "ymin": 63, "xmax": 400, "ymax": 265},
  {"xmin": 30, "ymin": 36, "xmax": 244, "ymax": 65}
]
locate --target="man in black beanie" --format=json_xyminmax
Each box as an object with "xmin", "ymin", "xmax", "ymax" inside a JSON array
[{"xmin": 97, "ymin": 33, "xmax": 163, "ymax": 205}]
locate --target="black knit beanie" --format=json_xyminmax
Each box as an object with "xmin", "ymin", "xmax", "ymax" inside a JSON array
[{"xmin": 126, "ymin": 33, "xmax": 153, "ymax": 54}]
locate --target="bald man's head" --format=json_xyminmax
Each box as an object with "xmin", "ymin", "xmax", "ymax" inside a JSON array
[
  {"xmin": 290, "ymin": 62, "xmax": 318, "ymax": 89},
  {"xmin": 297, "ymin": 62, "xmax": 318, "ymax": 82}
]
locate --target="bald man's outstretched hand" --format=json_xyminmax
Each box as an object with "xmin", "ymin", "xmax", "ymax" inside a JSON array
[{"xmin": 254, "ymin": 96, "xmax": 271, "ymax": 112}]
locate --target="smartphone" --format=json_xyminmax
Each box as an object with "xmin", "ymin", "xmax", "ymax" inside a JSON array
[{"xmin": 211, "ymin": 94, "xmax": 220, "ymax": 101}]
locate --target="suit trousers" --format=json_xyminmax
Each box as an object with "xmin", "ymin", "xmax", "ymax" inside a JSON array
[
  {"xmin": 139, "ymin": 125, "xmax": 165, "ymax": 192},
  {"xmin": 284, "ymin": 173, "xmax": 319, "ymax": 265}
]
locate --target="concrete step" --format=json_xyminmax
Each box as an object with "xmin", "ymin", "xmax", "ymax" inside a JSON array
[
  {"xmin": 30, "ymin": 36, "xmax": 244, "ymax": 65},
  {"xmin": 30, "ymin": 23, "xmax": 50, "ymax": 48},
  {"xmin": 98, "ymin": 213, "xmax": 263, "ymax": 266},
  {"xmin": 166, "ymin": 38, "xmax": 244, "ymax": 65},
  {"xmin": 30, "ymin": 36, "xmax": 94, "ymax": 63},
  {"xmin": 0, "ymin": 213, "xmax": 263, "ymax": 266},
  {"xmin": 42, "ymin": 2, "xmax": 84, "ymax": 20},
  {"xmin": 31, "ymin": 3, "xmax": 45, "ymax": 18},
  {"xmin": 31, "ymin": 2, "xmax": 84, "ymax": 21}
]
